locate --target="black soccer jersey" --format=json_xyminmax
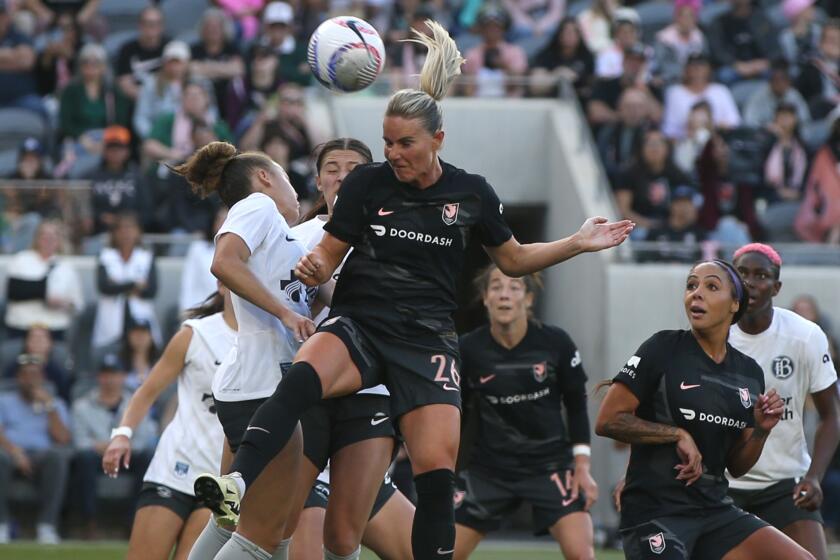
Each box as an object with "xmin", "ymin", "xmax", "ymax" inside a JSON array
[
  {"xmin": 324, "ymin": 161, "xmax": 513, "ymax": 340},
  {"xmin": 613, "ymin": 330, "xmax": 765, "ymax": 528},
  {"xmin": 459, "ymin": 322, "xmax": 589, "ymax": 477}
]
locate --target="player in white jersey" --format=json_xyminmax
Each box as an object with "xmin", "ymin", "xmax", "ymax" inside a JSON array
[
  {"xmin": 286, "ymin": 138, "xmax": 414, "ymax": 560},
  {"xmin": 170, "ymin": 142, "xmax": 314, "ymax": 560},
  {"xmin": 102, "ymin": 286, "xmax": 237, "ymax": 560},
  {"xmin": 728, "ymin": 243, "xmax": 840, "ymax": 560}
]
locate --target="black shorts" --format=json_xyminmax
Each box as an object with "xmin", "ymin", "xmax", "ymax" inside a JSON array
[
  {"xmin": 303, "ymin": 473, "xmax": 398, "ymax": 519},
  {"xmin": 136, "ymin": 482, "xmax": 204, "ymax": 521},
  {"xmin": 215, "ymin": 398, "xmax": 266, "ymax": 453},
  {"xmin": 620, "ymin": 506, "xmax": 767, "ymax": 559},
  {"xmin": 318, "ymin": 315, "xmax": 461, "ymax": 418},
  {"xmin": 729, "ymin": 478, "xmax": 824, "ymax": 530},
  {"xmin": 301, "ymin": 393, "xmax": 397, "ymax": 472},
  {"xmin": 454, "ymin": 467, "xmax": 587, "ymax": 536}
]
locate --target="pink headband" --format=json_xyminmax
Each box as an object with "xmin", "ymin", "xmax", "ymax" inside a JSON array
[
  {"xmin": 733, "ymin": 243, "xmax": 782, "ymax": 267},
  {"xmin": 674, "ymin": 0, "xmax": 701, "ymax": 16}
]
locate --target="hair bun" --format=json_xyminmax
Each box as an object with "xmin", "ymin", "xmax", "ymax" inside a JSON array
[{"xmin": 171, "ymin": 141, "xmax": 237, "ymax": 198}]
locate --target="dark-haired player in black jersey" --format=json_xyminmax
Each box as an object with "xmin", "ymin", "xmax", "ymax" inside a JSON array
[
  {"xmin": 195, "ymin": 19, "xmax": 633, "ymax": 560},
  {"xmin": 596, "ymin": 260, "xmax": 813, "ymax": 560},
  {"xmin": 454, "ymin": 265, "xmax": 597, "ymax": 560}
]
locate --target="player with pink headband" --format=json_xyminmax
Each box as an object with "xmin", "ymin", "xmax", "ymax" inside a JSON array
[{"xmin": 728, "ymin": 243, "xmax": 840, "ymax": 560}]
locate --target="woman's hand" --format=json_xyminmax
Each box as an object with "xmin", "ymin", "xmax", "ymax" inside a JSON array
[
  {"xmin": 279, "ymin": 309, "xmax": 316, "ymax": 343},
  {"xmin": 576, "ymin": 216, "xmax": 634, "ymax": 252},
  {"xmin": 295, "ymin": 252, "xmax": 332, "ymax": 287},
  {"xmin": 674, "ymin": 428, "xmax": 703, "ymax": 485},
  {"xmin": 102, "ymin": 436, "xmax": 131, "ymax": 478},
  {"xmin": 570, "ymin": 465, "xmax": 599, "ymax": 511},
  {"xmin": 754, "ymin": 389, "xmax": 784, "ymax": 433}
]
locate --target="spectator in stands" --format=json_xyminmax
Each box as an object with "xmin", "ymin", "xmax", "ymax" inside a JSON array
[
  {"xmin": 760, "ymin": 103, "xmax": 809, "ymax": 241},
  {"xmin": 58, "ymin": 43, "xmax": 132, "ymax": 178},
  {"xmin": 225, "ymin": 40, "xmax": 279, "ymax": 131},
  {"xmin": 662, "ymin": 52, "xmax": 741, "ymax": 139},
  {"xmin": 0, "ymin": 3, "xmax": 46, "ymax": 120},
  {"xmin": 20, "ymin": 0, "xmax": 101, "ymax": 28},
  {"xmin": 134, "ymin": 40, "xmax": 192, "ymax": 140},
  {"xmin": 462, "ymin": 6, "xmax": 529, "ymax": 97},
  {"xmin": 143, "ymin": 79, "xmax": 232, "ymax": 164},
  {"xmin": 791, "ymin": 294, "xmax": 838, "ymax": 348},
  {"xmin": 576, "ymin": 0, "xmax": 617, "ymax": 55},
  {"xmin": 597, "ymin": 88, "xmax": 652, "ymax": 186},
  {"xmin": 529, "ymin": 16, "xmax": 595, "ymax": 100},
  {"xmin": 743, "ymin": 58, "xmax": 810, "ymax": 129},
  {"xmin": 84, "ymin": 126, "xmax": 154, "ymax": 236},
  {"xmin": 239, "ymin": 82, "xmax": 315, "ymax": 162},
  {"xmin": 595, "ymin": 7, "xmax": 641, "ymax": 79},
  {"xmin": 4, "ymin": 220, "xmax": 84, "ymax": 340},
  {"xmin": 179, "ymin": 206, "xmax": 227, "ymax": 312},
  {"xmin": 653, "ymin": 0, "xmax": 707, "ymax": 87},
  {"xmin": 501, "ymin": 0, "xmax": 564, "ymax": 41},
  {"xmin": 780, "ymin": 0, "xmax": 821, "ymax": 75},
  {"xmin": 3, "ymin": 137, "xmax": 60, "ymax": 248},
  {"xmin": 642, "ymin": 184, "xmax": 705, "ymax": 262},
  {"xmin": 696, "ymin": 133, "xmax": 761, "ymax": 244},
  {"xmin": 261, "ymin": 131, "xmax": 310, "ymax": 199},
  {"xmin": 71, "ymin": 352, "xmax": 156, "ymax": 538},
  {"xmin": 214, "ymin": 0, "xmax": 266, "ymax": 42},
  {"xmin": 120, "ymin": 319, "xmax": 159, "ymax": 393},
  {"xmin": 673, "ymin": 100, "xmax": 713, "ymax": 176},
  {"xmin": 587, "ymin": 42, "xmax": 661, "ymax": 128},
  {"xmin": 116, "ymin": 6, "xmax": 168, "ymax": 101},
  {"xmin": 34, "ymin": 11, "xmax": 82, "ymax": 96},
  {"xmin": 0, "ymin": 354, "xmax": 71, "ymax": 544},
  {"xmin": 91, "ymin": 212, "xmax": 160, "ymax": 353},
  {"xmin": 245, "ymin": 2, "xmax": 310, "ymax": 88},
  {"xmin": 794, "ymin": 116, "xmax": 840, "ymax": 243},
  {"xmin": 615, "ymin": 128, "xmax": 692, "ymax": 239},
  {"xmin": 190, "ymin": 7, "xmax": 246, "ymax": 124},
  {"xmin": 796, "ymin": 19, "xmax": 840, "ymax": 120},
  {"xmin": 386, "ymin": 4, "xmax": 434, "ymax": 91},
  {"xmin": 3, "ymin": 326, "xmax": 72, "ymax": 404},
  {"xmin": 707, "ymin": 0, "xmax": 779, "ymax": 86}
]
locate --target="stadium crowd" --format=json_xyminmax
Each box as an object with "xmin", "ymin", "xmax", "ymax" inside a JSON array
[{"xmin": 0, "ymin": 0, "xmax": 839, "ymax": 550}]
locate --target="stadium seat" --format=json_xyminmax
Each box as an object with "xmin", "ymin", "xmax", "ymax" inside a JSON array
[
  {"xmin": 0, "ymin": 148, "xmax": 18, "ymax": 177},
  {"xmin": 566, "ymin": 0, "xmax": 589, "ymax": 18},
  {"xmin": 635, "ymin": 1, "xmax": 674, "ymax": 45},
  {"xmin": 161, "ymin": 0, "xmax": 209, "ymax": 39},
  {"xmin": 699, "ymin": 1, "xmax": 730, "ymax": 28},
  {"xmin": 99, "ymin": 0, "xmax": 152, "ymax": 35},
  {"xmin": 800, "ymin": 118, "xmax": 831, "ymax": 152},
  {"xmin": 0, "ymin": 109, "xmax": 46, "ymax": 153},
  {"xmin": 730, "ymin": 79, "xmax": 766, "ymax": 112}
]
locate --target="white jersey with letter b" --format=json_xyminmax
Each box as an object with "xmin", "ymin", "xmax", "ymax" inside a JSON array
[{"xmin": 728, "ymin": 307, "xmax": 837, "ymax": 489}]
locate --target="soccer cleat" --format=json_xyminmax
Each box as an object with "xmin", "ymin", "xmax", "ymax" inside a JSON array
[{"xmin": 194, "ymin": 473, "xmax": 241, "ymax": 528}]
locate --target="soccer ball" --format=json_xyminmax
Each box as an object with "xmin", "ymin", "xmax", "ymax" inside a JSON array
[{"xmin": 307, "ymin": 16, "xmax": 386, "ymax": 93}]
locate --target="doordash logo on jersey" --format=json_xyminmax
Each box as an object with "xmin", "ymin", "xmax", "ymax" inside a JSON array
[
  {"xmin": 678, "ymin": 407, "xmax": 747, "ymax": 429},
  {"xmin": 369, "ymin": 224, "xmax": 453, "ymax": 247}
]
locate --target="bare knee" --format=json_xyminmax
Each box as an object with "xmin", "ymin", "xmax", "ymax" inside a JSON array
[{"xmin": 324, "ymin": 517, "xmax": 365, "ymax": 556}]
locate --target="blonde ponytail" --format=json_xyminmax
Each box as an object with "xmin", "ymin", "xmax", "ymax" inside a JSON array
[{"xmin": 386, "ymin": 20, "xmax": 464, "ymax": 134}]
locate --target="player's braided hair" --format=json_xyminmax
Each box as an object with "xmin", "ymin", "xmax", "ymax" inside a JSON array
[
  {"xmin": 170, "ymin": 141, "xmax": 277, "ymax": 208},
  {"xmin": 386, "ymin": 20, "xmax": 464, "ymax": 135}
]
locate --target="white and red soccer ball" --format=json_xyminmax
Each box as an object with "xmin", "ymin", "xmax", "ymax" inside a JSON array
[{"xmin": 307, "ymin": 16, "xmax": 386, "ymax": 93}]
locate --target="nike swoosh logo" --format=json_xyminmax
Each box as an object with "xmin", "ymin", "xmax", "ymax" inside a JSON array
[
  {"xmin": 562, "ymin": 497, "xmax": 575, "ymax": 507},
  {"xmin": 437, "ymin": 548, "xmax": 454, "ymax": 555},
  {"xmin": 246, "ymin": 425, "xmax": 271, "ymax": 434},
  {"xmin": 370, "ymin": 416, "xmax": 390, "ymax": 426},
  {"xmin": 680, "ymin": 382, "xmax": 701, "ymax": 390},
  {"xmin": 443, "ymin": 383, "xmax": 459, "ymax": 392},
  {"xmin": 285, "ymin": 235, "xmax": 297, "ymax": 242},
  {"xmin": 479, "ymin": 375, "xmax": 495, "ymax": 384},
  {"xmin": 214, "ymin": 360, "xmax": 222, "ymax": 366},
  {"xmin": 377, "ymin": 208, "xmax": 394, "ymax": 216}
]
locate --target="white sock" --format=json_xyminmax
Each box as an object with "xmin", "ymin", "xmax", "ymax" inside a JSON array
[
  {"xmin": 187, "ymin": 518, "xmax": 232, "ymax": 560},
  {"xmin": 324, "ymin": 546, "xmax": 361, "ymax": 560},
  {"xmin": 216, "ymin": 531, "xmax": 272, "ymax": 560},
  {"xmin": 271, "ymin": 537, "xmax": 292, "ymax": 560}
]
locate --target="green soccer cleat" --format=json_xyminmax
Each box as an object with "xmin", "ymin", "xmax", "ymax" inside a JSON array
[{"xmin": 194, "ymin": 473, "xmax": 241, "ymax": 528}]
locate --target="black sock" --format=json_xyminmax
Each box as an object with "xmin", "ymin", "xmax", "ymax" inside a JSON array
[
  {"xmin": 411, "ymin": 469, "xmax": 455, "ymax": 560},
  {"xmin": 230, "ymin": 362, "xmax": 322, "ymax": 487}
]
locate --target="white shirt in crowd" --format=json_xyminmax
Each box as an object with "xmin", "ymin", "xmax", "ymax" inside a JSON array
[
  {"xmin": 212, "ymin": 193, "xmax": 311, "ymax": 402},
  {"xmin": 145, "ymin": 312, "xmax": 234, "ymax": 496},
  {"xmin": 4, "ymin": 249, "xmax": 84, "ymax": 332},
  {"xmin": 662, "ymin": 83, "xmax": 741, "ymax": 139},
  {"xmin": 728, "ymin": 307, "xmax": 837, "ymax": 489},
  {"xmin": 291, "ymin": 216, "xmax": 389, "ymax": 398},
  {"xmin": 179, "ymin": 239, "xmax": 217, "ymax": 312}
]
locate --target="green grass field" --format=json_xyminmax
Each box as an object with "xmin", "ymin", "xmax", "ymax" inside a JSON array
[{"xmin": 2, "ymin": 543, "xmax": 840, "ymax": 560}]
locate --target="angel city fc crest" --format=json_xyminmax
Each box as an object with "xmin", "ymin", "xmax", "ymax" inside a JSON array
[
  {"xmin": 648, "ymin": 532, "xmax": 666, "ymax": 554},
  {"xmin": 533, "ymin": 361, "xmax": 547, "ymax": 382},
  {"xmin": 739, "ymin": 387, "xmax": 752, "ymax": 408},
  {"xmin": 453, "ymin": 490, "xmax": 465, "ymax": 509},
  {"xmin": 442, "ymin": 203, "xmax": 459, "ymax": 225}
]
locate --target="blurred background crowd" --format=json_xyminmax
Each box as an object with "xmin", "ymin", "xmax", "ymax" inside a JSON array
[{"xmin": 2, "ymin": 0, "xmax": 840, "ymax": 547}]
